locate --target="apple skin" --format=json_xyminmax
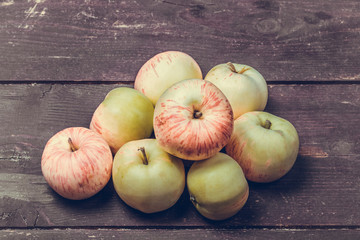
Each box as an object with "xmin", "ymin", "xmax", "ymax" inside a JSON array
[
  {"xmin": 112, "ymin": 139, "xmax": 185, "ymax": 213},
  {"xmin": 153, "ymin": 79, "xmax": 234, "ymax": 161},
  {"xmin": 187, "ymin": 152, "xmax": 249, "ymax": 221},
  {"xmin": 204, "ymin": 62, "xmax": 268, "ymax": 120},
  {"xmin": 41, "ymin": 127, "xmax": 113, "ymax": 200},
  {"xmin": 226, "ymin": 111, "xmax": 299, "ymax": 183},
  {"xmin": 90, "ymin": 87, "xmax": 154, "ymax": 154},
  {"xmin": 134, "ymin": 51, "xmax": 203, "ymax": 105}
]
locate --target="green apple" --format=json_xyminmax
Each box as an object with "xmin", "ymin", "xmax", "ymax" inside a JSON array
[
  {"xmin": 187, "ymin": 152, "xmax": 249, "ymax": 221},
  {"xmin": 226, "ymin": 111, "xmax": 299, "ymax": 183},
  {"xmin": 205, "ymin": 62, "xmax": 268, "ymax": 120},
  {"xmin": 90, "ymin": 87, "xmax": 154, "ymax": 154},
  {"xmin": 112, "ymin": 139, "xmax": 185, "ymax": 213}
]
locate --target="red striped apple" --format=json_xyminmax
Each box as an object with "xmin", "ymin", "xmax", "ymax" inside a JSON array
[
  {"xmin": 187, "ymin": 152, "xmax": 249, "ymax": 221},
  {"xmin": 134, "ymin": 51, "xmax": 202, "ymax": 105},
  {"xmin": 226, "ymin": 111, "xmax": 299, "ymax": 183},
  {"xmin": 90, "ymin": 87, "xmax": 154, "ymax": 154},
  {"xmin": 41, "ymin": 127, "xmax": 113, "ymax": 200},
  {"xmin": 112, "ymin": 139, "xmax": 185, "ymax": 213},
  {"xmin": 205, "ymin": 62, "xmax": 268, "ymax": 120},
  {"xmin": 153, "ymin": 79, "xmax": 234, "ymax": 161}
]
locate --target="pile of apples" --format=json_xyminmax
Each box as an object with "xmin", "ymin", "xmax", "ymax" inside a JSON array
[{"xmin": 41, "ymin": 51, "xmax": 299, "ymax": 221}]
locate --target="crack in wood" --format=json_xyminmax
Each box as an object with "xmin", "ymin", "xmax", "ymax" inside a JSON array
[
  {"xmin": 18, "ymin": 211, "xmax": 28, "ymax": 227},
  {"xmin": 33, "ymin": 210, "xmax": 40, "ymax": 227},
  {"xmin": 39, "ymin": 84, "xmax": 53, "ymax": 99}
]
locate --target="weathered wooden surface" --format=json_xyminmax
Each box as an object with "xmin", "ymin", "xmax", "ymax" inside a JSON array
[
  {"xmin": 1, "ymin": 0, "xmax": 360, "ymax": 239},
  {"xmin": 1, "ymin": 228, "xmax": 360, "ymax": 240},
  {"xmin": 1, "ymin": 0, "xmax": 360, "ymax": 82},
  {"xmin": 0, "ymin": 84, "xmax": 359, "ymax": 229}
]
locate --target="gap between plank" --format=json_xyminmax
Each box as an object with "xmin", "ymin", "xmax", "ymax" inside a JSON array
[
  {"xmin": 1, "ymin": 225, "xmax": 360, "ymax": 231},
  {"xmin": 0, "ymin": 80, "xmax": 360, "ymax": 85}
]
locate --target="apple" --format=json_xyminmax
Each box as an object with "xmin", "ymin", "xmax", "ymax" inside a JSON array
[
  {"xmin": 153, "ymin": 79, "xmax": 234, "ymax": 161},
  {"xmin": 226, "ymin": 111, "xmax": 299, "ymax": 183},
  {"xmin": 187, "ymin": 152, "xmax": 249, "ymax": 221},
  {"xmin": 112, "ymin": 139, "xmax": 185, "ymax": 213},
  {"xmin": 134, "ymin": 51, "xmax": 203, "ymax": 105},
  {"xmin": 90, "ymin": 87, "xmax": 154, "ymax": 154},
  {"xmin": 41, "ymin": 127, "xmax": 113, "ymax": 200},
  {"xmin": 204, "ymin": 62, "xmax": 268, "ymax": 120}
]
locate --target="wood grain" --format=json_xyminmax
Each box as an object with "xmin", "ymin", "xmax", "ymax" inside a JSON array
[
  {"xmin": 1, "ymin": 0, "xmax": 360, "ymax": 81},
  {"xmin": 1, "ymin": 0, "xmax": 360, "ymax": 237},
  {"xmin": 1, "ymin": 228, "xmax": 360, "ymax": 240},
  {"xmin": 0, "ymin": 83, "xmax": 359, "ymax": 228}
]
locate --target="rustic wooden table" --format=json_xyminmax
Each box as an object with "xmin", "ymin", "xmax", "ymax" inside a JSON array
[{"xmin": 1, "ymin": 0, "xmax": 359, "ymax": 239}]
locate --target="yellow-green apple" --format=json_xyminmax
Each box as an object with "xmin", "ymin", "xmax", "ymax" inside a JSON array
[
  {"xmin": 205, "ymin": 62, "xmax": 268, "ymax": 119},
  {"xmin": 187, "ymin": 152, "xmax": 249, "ymax": 221},
  {"xmin": 226, "ymin": 111, "xmax": 299, "ymax": 183},
  {"xmin": 153, "ymin": 79, "xmax": 233, "ymax": 161},
  {"xmin": 41, "ymin": 127, "xmax": 113, "ymax": 200},
  {"xmin": 112, "ymin": 139, "xmax": 185, "ymax": 213},
  {"xmin": 134, "ymin": 51, "xmax": 202, "ymax": 105},
  {"xmin": 90, "ymin": 87, "xmax": 154, "ymax": 154}
]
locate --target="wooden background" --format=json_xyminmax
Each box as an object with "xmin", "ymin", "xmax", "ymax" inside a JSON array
[{"xmin": 1, "ymin": 0, "xmax": 359, "ymax": 239}]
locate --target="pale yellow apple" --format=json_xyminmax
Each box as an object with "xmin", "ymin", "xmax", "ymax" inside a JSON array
[
  {"xmin": 187, "ymin": 152, "xmax": 249, "ymax": 220},
  {"xmin": 112, "ymin": 139, "xmax": 185, "ymax": 213},
  {"xmin": 226, "ymin": 111, "xmax": 299, "ymax": 183},
  {"xmin": 134, "ymin": 51, "xmax": 202, "ymax": 105},
  {"xmin": 205, "ymin": 62, "xmax": 268, "ymax": 119}
]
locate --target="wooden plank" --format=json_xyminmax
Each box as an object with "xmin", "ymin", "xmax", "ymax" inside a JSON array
[
  {"xmin": 1, "ymin": 228, "xmax": 360, "ymax": 240},
  {"xmin": 0, "ymin": 83, "xmax": 359, "ymax": 228},
  {"xmin": 1, "ymin": 0, "xmax": 360, "ymax": 81}
]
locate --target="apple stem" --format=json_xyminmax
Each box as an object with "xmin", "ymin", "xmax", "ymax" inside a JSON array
[
  {"xmin": 138, "ymin": 147, "xmax": 148, "ymax": 165},
  {"xmin": 226, "ymin": 62, "xmax": 251, "ymax": 74},
  {"xmin": 264, "ymin": 119, "xmax": 272, "ymax": 129},
  {"xmin": 193, "ymin": 110, "xmax": 203, "ymax": 119},
  {"xmin": 238, "ymin": 66, "xmax": 251, "ymax": 74},
  {"xmin": 190, "ymin": 195, "xmax": 197, "ymax": 204},
  {"xmin": 68, "ymin": 138, "xmax": 78, "ymax": 152},
  {"xmin": 226, "ymin": 62, "xmax": 237, "ymax": 73}
]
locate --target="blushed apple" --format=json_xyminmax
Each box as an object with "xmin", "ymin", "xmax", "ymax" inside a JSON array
[
  {"xmin": 187, "ymin": 152, "xmax": 249, "ymax": 221},
  {"xmin": 226, "ymin": 111, "xmax": 299, "ymax": 183},
  {"xmin": 134, "ymin": 51, "xmax": 203, "ymax": 105},
  {"xmin": 153, "ymin": 79, "xmax": 233, "ymax": 161},
  {"xmin": 90, "ymin": 87, "xmax": 154, "ymax": 154},
  {"xmin": 41, "ymin": 127, "xmax": 113, "ymax": 200},
  {"xmin": 112, "ymin": 139, "xmax": 185, "ymax": 213},
  {"xmin": 205, "ymin": 62, "xmax": 268, "ymax": 119}
]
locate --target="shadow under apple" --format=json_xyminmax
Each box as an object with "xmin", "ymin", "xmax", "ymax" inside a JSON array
[
  {"xmin": 52, "ymin": 176, "xmax": 116, "ymax": 212},
  {"xmin": 195, "ymin": 154, "xmax": 310, "ymax": 226}
]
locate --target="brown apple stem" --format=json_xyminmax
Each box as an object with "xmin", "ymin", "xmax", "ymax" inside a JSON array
[
  {"xmin": 68, "ymin": 138, "xmax": 78, "ymax": 152},
  {"xmin": 226, "ymin": 62, "xmax": 251, "ymax": 74},
  {"xmin": 193, "ymin": 110, "xmax": 203, "ymax": 119},
  {"xmin": 263, "ymin": 119, "xmax": 272, "ymax": 129},
  {"xmin": 238, "ymin": 66, "xmax": 251, "ymax": 74},
  {"xmin": 226, "ymin": 62, "xmax": 237, "ymax": 73},
  {"xmin": 190, "ymin": 195, "xmax": 197, "ymax": 204},
  {"xmin": 138, "ymin": 147, "xmax": 148, "ymax": 165}
]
